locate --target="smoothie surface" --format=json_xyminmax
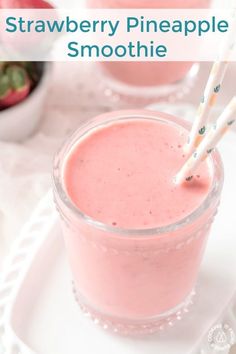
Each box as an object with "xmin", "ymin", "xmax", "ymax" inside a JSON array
[{"xmin": 64, "ymin": 117, "xmax": 212, "ymax": 229}]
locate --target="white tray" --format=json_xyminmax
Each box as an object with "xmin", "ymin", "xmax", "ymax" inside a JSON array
[{"xmin": 1, "ymin": 132, "xmax": 236, "ymax": 354}]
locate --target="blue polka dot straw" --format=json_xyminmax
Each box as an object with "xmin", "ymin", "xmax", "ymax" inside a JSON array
[
  {"xmin": 186, "ymin": 7, "xmax": 236, "ymax": 155},
  {"xmin": 176, "ymin": 97, "xmax": 236, "ymax": 184}
]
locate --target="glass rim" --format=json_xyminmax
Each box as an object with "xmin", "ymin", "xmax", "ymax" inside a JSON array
[{"xmin": 53, "ymin": 109, "xmax": 224, "ymax": 237}]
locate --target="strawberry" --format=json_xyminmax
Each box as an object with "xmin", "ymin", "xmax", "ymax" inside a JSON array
[
  {"xmin": 0, "ymin": 0, "xmax": 54, "ymax": 8},
  {"xmin": 0, "ymin": 65, "xmax": 30, "ymax": 108},
  {"xmin": 0, "ymin": 0, "xmax": 55, "ymax": 58}
]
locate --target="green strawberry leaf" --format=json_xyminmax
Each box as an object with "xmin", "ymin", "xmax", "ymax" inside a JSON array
[
  {"xmin": 19, "ymin": 62, "xmax": 40, "ymax": 84},
  {"xmin": 0, "ymin": 74, "xmax": 11, "ymax": 98},
  {"xmin": 6, "ymin": 66, "xmax": 28, "ymax": 90}
]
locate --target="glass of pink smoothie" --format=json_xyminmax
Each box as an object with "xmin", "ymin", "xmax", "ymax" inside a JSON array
[
  {"xmin": 87, "ymin": 0, "xmax": 212, "ymax": 104},
  {"xmin": 53, "ymin": 110, "xmax": 223, "ymax": 335}
]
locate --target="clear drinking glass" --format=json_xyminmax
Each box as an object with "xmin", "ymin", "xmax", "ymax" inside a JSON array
[
  {"xmin": 53, "ymin": 110, "xmax": 224, "ymax": 336},
  {"xmin": 87, "ymin": 0, "xmax": 212, "ymax": 106}
]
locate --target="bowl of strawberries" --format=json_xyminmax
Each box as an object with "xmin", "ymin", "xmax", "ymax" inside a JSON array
[
  {"xmin": 0, "ymin": 0, "xmax": 54, "ymax": 142},
  {"xmin": 0, "ymin": 61, "xmax": 51, "ymax": 142}
]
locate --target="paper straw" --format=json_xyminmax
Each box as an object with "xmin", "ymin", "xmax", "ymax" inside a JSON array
[
  {"xmin": 175, "ymin": 96, "xmax": 236, "ymax": 184},
  {"xmin": 186, "ymin": 9, "xmax": 236, "ymax": 154}
]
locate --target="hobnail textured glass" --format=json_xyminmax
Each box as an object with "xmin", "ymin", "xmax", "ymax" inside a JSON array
[{"xmin": 53, "ymin": 110, "xmax": 224, "ymax": 336}]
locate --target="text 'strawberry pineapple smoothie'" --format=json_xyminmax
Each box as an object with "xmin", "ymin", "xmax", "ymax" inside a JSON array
[
  {"xmin": 87, "ymin": 0, "xmax": 212, "ymax": 100},
  {"xmin": 53, "ymin": 110, "xmax": 223, "ymax": 335}
]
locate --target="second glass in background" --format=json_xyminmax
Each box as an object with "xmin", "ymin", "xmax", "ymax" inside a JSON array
[{"xmin": 87, "ymin": 0, "xmax": 212, "ymax": 106}]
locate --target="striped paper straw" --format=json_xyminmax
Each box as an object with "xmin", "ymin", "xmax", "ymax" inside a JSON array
[
  {"xmin": 186, "ymin": 9, "xmax": 236, "ymax": 154},
  {"xmin": 175, "ymin": 96, "xmax": 236, "ymax": 184}
]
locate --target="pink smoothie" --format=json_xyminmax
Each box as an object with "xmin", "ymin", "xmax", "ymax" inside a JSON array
[
  {"xmin": 54, "ymin": 110, "xmax": 222, "ymax": 329},
  {"xmin": 87, "ymin": 0, "xmax": 212, "ymax": 87},
  {"xmin": 65, "ymin": 118, "xmax": 211, "ymax": 229}
]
